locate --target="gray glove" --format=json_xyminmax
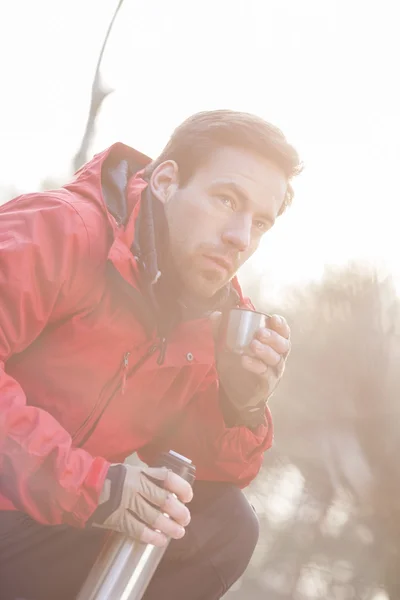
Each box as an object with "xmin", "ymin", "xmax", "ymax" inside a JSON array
[{"xmin": 90, "ymin": 464, "xmax": 192, "ymax": 547}]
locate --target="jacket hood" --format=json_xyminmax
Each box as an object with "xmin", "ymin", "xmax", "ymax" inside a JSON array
[{"xmin": 66, "ymin": 142, "xmax": 152, "ymax": 228}]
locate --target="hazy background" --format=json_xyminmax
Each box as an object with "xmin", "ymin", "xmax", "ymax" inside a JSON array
[{"xmin": 1, "ymin": 1, "xmax": 399, "ymax": 598}]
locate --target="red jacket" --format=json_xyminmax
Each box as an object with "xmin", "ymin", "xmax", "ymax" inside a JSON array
[{"xmin": 0, "ymin": 143, "xmax": 273, "ymax": 528}]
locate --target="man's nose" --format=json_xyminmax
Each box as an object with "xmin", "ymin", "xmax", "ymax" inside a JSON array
[{"xmin": 221, "ymin": 215, "xmax": 252, "ymax": 252}]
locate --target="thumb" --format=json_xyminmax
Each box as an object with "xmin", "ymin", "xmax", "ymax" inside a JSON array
[{"xmin": 209, "ymin": 311, "xmax": 222, "ymax": 341}]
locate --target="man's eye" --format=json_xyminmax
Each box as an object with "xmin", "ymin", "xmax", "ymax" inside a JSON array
[
  {"xmin": 253, "ymin": 220, "xmax": 267, "ymax": 232},
  {"xmin": 217, "ymin": 195, "xmax": 234, "ymax": 209}
]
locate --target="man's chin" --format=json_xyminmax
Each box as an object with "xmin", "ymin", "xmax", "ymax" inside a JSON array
[{"xmin": 186, "ymin": 271, "xmax": 230, "ymax": 300}]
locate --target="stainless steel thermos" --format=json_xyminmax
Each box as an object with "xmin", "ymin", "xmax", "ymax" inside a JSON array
[{"xmin": 76, "ymin": 450, "xmax": 196, "ymax": 600}]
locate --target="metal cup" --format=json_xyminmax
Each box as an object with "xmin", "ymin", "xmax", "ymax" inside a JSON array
[{"xmin": 219, "ymin": 308, "xmax": 270, "ymax": 355}]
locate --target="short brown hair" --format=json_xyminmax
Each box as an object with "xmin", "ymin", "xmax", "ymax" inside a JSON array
[{"xmin": 144, "ymin": 110, "xmax": 303, "ymax": 213}]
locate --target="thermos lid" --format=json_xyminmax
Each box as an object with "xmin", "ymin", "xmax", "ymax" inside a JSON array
[
  {"xmin": 154, "ymin": 450, "xmax": 196, "ymax": 486},
  {"xmin": 168, "ymin": 450, "xmax": 192, "ymax": 464}
]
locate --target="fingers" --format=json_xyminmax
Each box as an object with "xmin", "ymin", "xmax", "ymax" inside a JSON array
[
  {"xmin": 267, "ymin": 314, "xmax": 290, "ymax": 339},
  {"xmin": 162, "ymin": 492, "xmax": 191, "ymax": 526},
  {"xmin": 123, "ymin": 514, "xmax": 168, "ymax": 547},
  {"xmin": 246, "ymin": 314, "xmax": 290, "ymax": 367},
  {"xmin": 137, "ymin": 469, "xmax": 191, "ymax": 527},
  {"xmin": 144, "ymin": 467, "xmax": 193, "ymax": 504},
  {"xmin": 164, "ymin": 470, "xmax": 194, "ymax": 504},
  {"xmin": 140, "ymin": 527, "xmax": 168, "ymax": 547},
  {"xmin": 254, "ymin": 327, "xmax": 290, "ymax": 356},
  {"xmin": 152, "ymin": 511, "xmax": 186, "ymax": 539},
  {"xmin": 243, "ymin": 333, "xmax": 288, "ymax": 371},
  {"xmin": 138, "ymin": 514, "xmax": 188, "ymax": 546},
  {"xmin": 130, "ymin": 494, "xmax": 186, "ymax": 540},
  {"xmin": 242, "ymin": 352, "xmax": 286, "ymax": 376},
  {"xmin": 242, "ymin": 315, "xmax": 290, "ymax": 374},
  {"xmin": 241, "ymin": 354, "xmax": 270, "ymax": 375},
  {"xmin": 250, "ymin": 339, "xmax": 282, "ymax": 367}
]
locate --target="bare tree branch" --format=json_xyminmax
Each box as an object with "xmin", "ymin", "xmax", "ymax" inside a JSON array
[{"xmin": 73, "ymin": 0, "xmax": 125, "ymax": 171}]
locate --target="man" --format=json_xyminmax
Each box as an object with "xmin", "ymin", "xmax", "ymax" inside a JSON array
[{"xmin": 0, "ymin": 110, "xmax": 301, "ymax": 599}]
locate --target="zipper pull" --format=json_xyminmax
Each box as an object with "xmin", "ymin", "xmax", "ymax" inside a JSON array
[
  {"xmin": 157, "ymin": 337, "xmax": 167, "ymax": 365},
  {"xmin": 121, "ymin": 352, "xmax": 130, "ymax": 395}
]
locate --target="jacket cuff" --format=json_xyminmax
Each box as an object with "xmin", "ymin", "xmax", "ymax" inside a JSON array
[
  {"xmin": 219, "ymin": 387, "xmax": 267, "ymax": 430},
  {"xmin": 86, "ymin": 463, "xmax": 127, "ymax": 526}
]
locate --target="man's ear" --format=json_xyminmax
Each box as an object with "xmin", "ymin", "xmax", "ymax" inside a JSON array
[{"xmin": 149, "ymin": 160, "xmax": 179, "ymax": 204}]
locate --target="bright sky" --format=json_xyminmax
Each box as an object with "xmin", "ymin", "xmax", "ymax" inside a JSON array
[{"xmin": 1, "ymin": 0, "xmax": 399, "ymax": 299}]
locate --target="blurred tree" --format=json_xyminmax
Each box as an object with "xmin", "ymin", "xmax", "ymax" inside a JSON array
[{"xmin": 228, "ymin": 263, "xmax": 400, "ymax": 599}]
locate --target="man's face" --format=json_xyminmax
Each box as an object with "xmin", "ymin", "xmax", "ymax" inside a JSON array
[{"xmin": 152, "ymin": 146, "xmax": 288, "ymax": 299}]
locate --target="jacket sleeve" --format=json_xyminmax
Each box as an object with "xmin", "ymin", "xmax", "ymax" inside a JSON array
[
  {"xmin": 0, "ymin": 193, "xmax": 110, "ymax": 527},
  {"xmin": 139, "ymin": 372, "xmax": 274, "ymax": 488}
]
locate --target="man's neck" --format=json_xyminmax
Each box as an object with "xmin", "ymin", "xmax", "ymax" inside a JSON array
[{"xmin": 177, "ymin": 286, "xmax": 233, "ymax": 321}]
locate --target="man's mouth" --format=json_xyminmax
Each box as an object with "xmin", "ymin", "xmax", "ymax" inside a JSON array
[{"xmin": 202, "ymin": 254, "xmax": 234, "ymax": 273}]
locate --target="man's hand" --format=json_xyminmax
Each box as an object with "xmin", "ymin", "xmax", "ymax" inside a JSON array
[
  {"xmin": 214, "ymin": 313, "xmax": 291, "ymax": 413},
  {"xmin": 240, "ymin": 314, "xmax": 291, "ymax": 402},
  {"xmin": 93, "ymin": 465, "xmax": 192, "ymax": 547}
]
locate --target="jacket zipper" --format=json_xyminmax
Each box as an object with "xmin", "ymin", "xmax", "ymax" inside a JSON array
[
  {"xmin": 157, "ymin": 337, "xmax": 167, "ymax": 365},
  {"xmin": 72, "ymin": 343, "xmax": 159, "ymax": 448},
  {"xmin": 121, "ymin": 351, "xmax": 131, "ymax": 395}
]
